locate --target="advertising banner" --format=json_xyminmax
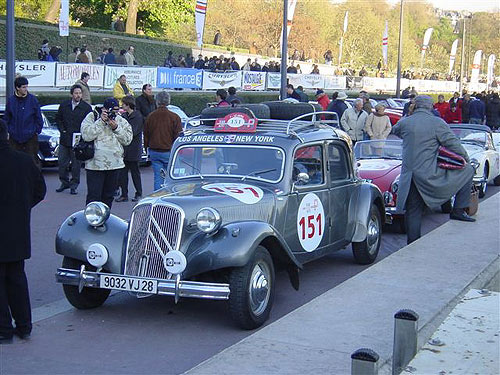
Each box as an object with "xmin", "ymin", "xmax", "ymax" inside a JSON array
[
  {"xmin": 242, "ymin": 71, "xmax": 266, "ymax": 91},
  {"xmin": 288, "ymin": 74, "xmax": 325, "ymax": 89},
  {"xmin": 104, "ymin": 65, "xmax": 157, "ymax": 89},
  {"xmin": 266, "ymin": 73, "xmax": 281, "ymax": 89},
  {"xmin": 56, "ymin": 63, "xmax": 105, "ymax": 87},
  {"xmin": 59, "ymin": 0, "xmax": 69, "ymax": 37},
  {"xmin": 157, "ymin": 67, "xmax": 203, "ymax": 89},
  {"xmin": 0, "ymin": 60, "xmax": 56, "ymax": 87},
  {"xmin": 448, "ymin": 39, "xmax": 459, "ymax": 75},
  {"xmin": 323, "ymin": 76, "xmax": 347, "ymax": 90},
  {"xmin": 487, "ymin": 54, "xmax": 496, "ymax": 88},
  {"xmin": 195, "ymin": 0, "xmax": 207, "ymax": 48},
  {"xmin": 362, "ymin": 77, "xmax": 410, "ymax": 92},
  {"xmin": 470, "ymin": 50, "xmax": 482, "ymax": 84},
  {"xmin": 202, "ymin": 71, "xmax": 243, "ymax": 90},
  {"xmin": 409, "ymin": 79, "xmax": 459, "ymax": 93}
]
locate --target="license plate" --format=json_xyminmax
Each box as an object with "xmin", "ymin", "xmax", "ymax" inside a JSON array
[{"xmin": 99, "ymin": 275, "xmax": 158, "ymax": 294}]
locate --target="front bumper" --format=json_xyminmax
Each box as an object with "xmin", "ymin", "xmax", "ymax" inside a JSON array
[
  {"xmin": 56, "ymin": 267, "xmax": 230, "ymax": 301},
  {"xmin": 473, "ymin": 175, "xmax": 486, "ymax": 185},
  {"xmin": 385, "ymin": 206, "xmax": 405, "ymax": 225}
]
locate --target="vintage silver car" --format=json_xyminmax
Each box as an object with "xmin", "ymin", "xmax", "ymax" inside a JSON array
[{"xmin": 55, "ymin": 109, "xmax": 385, "ymax": 329}]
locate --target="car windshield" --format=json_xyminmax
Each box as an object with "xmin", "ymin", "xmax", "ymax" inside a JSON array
[
  {"xmin": 171, "ymin": 145, "xmax": 285, "ymax": 183},
  {"xmin": 385, "ymin": 98, "xmax": 403, "ymax": 108},
  {"xmin": 42, "ymin": 110, "xmax": 58, "ymax": 128},
  {"xmin": 354, "ymin": 140, "xmax": 403, "ymax": 160},
  {"xmin": 452, "ymin": 129, "xmax": 487, "ymax": 146}
]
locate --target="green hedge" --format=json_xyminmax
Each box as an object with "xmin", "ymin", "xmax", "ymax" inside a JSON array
[{"xmin": 0, "ymin": 16, "xmax": 191, "ymax": 66}]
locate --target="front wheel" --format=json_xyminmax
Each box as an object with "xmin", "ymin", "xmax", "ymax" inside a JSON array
[
  {"xmin": 229, "ymin": 246, "xmax": 275, "ymax": 330},
  {"xmin": 62, "ymin": 257, "xmax": 110, "ymax": 309},
  {"xmin": 352, "ymin": 205, "xmax": 382, "ymax": 265}
]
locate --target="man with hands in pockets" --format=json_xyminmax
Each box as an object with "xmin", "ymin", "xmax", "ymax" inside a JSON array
[{"xmin": 81, "ymin": 97, "xmax": 132, "ymax": 208}]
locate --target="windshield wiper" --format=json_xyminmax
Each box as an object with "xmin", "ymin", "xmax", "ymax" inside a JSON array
[
  {"xmin": 241, "ymin": 168, "xmax": 277, "ymax": 181},
  {"xmin": 180, "ymin": 159, "xmax": 204, "ymax": 180}
]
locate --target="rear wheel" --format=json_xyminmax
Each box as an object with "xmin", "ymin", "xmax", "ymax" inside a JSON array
[
  {"xmin": 352, "ymin": 205, "xmax": 381, "ymax": 264},
  {"xmin": 62, "ymin": 257, "xmax": 110, "ymax": 309},
  {"xmin": 229, "ymin": 246, "xmax": 275, "ymax": 330}
]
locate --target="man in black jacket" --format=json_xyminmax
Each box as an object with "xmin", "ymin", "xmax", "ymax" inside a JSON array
[
  {"xmin": 0, "ymin": 119, "xmax": 46, "ymax": 343},
  {"xmin": 55, "ymin": 85, "xmax": 92, "ymax": 194},
  {"xmin": 135, "ymin": 84, "xmax": 157, "ymax": 119}
]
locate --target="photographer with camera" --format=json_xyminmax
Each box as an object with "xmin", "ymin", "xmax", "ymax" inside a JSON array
[{"xmin": 81, "ymin": 98, "xmax": 132, "ymax": 208}]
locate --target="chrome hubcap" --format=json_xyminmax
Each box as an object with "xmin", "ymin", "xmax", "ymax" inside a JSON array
[
  {"xmin": 367, "ymin": 215, "xmax": 380, "ymax": 254},
  {"xmin": 249, "ymin": 262, "xmax": 271, "ymax": 316}
]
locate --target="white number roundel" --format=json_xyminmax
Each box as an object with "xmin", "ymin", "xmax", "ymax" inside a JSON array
[
  {"xmin": 297, "ymin": 193, "xmax": 325, "ymax": 252},
  {"xmin": 202, "ymin": 183, "xmax": 264, "ymax": 204}
]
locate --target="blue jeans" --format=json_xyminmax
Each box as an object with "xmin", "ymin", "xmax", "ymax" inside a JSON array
[
  {"xmin": 148, "ymin": 149, "xmax": 171, "ymax": 191},
  {"xmin": 469, "ymin": 118, "xmax": 482, "ymax": 124}
]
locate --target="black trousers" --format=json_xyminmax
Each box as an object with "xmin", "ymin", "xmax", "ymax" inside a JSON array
[
  {"xmin": 86, "ymin": 169, "xmax": 120, "ymax": 208},
  {"xmin": 58, "ymin": 144, "xmax": 81, "ymax": 189},
  {"xmin": 9, "ymin": 135, "xmax": 40, "ymax": 170},
  {"xmin": 118, "ymin": 161, "xmax": 142, "ymax": 198},
  {"xmin": 405, "ymin": 178, "xmax": 472, "ymax": 244},
  {"xmin": 0, "ymin": 261, "xmax": 31, "ymax": 337}
]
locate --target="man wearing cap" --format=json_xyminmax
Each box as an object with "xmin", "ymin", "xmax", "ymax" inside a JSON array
[
  {"xmin": 81, "ymin": 98, "xmax": 132, "ymax": 208},
  {"xmin": 0, "ymin": 119, "xmax": 46, "ymax": 343},
  {"xmin": 359, "ymin": 92, "xmax": 373, "ymax": 115},
  {"xmin": 392, "ymin": 95, "xmax": 475, "ymax": 244},
  {"xmin": 326, "ymin": 91, "xmax": 348, "ymax": 124},
  {"xmin": 4, "ymin": 76, "xmax": 44, "ymax": 169},
  {"xmin": 144, "ymin": 91, "xmax": 182, "ymax": 191}
]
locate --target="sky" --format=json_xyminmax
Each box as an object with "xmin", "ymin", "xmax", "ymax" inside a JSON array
[{"xmin": 332, "ymin": 0, "xmax": 500, "ymax": 12}]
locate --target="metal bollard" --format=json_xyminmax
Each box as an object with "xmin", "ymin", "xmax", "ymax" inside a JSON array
[
  {"xmin": 392, "ymin": 309, "xmax": 419, "ymax": 375},
  {"xmin": 351, "ymin": 348, "xmax": 379, "ymax": 375}
]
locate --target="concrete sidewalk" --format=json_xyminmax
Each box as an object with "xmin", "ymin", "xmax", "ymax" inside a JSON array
[{"xmin": 186, "ymin": 193, "xmax": 500, "ymax": 375}]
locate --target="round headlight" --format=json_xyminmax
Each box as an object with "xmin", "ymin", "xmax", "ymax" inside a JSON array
[
  {"xmin": 196, "ymin": 207, "xmax": 221, "ymax": 233},
  {"xmin": 49, "ymin": 136, "xmax": 59, "ymax": 149},
  {"xmin": 84, "ymin": 202, "xmax": 110, "ymax": 227},
  {"xmin": 391, "ymin": 175, "xmax": 400, "ymax": 194},
  {"xmin": 470, "ymin": 158, "xmax": 479, "ymax": 171}
]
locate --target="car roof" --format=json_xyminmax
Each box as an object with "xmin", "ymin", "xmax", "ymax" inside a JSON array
[{"xmin": 450, "ymin": 124, "xmax": 492, "ymax": 133}]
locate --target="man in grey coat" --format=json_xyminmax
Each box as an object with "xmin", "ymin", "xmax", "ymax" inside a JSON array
[{"xmin": 392, "ymin": 95, "xmax": 475, "ymax": 244}]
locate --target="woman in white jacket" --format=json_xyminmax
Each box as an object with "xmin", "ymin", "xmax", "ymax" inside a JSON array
[{"xmin": 364, "ymin": 104, "xmax": 392, "ymax": 140}]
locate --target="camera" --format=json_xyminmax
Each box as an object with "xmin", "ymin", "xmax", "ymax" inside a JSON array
[{"xmin": 108, "ymin": 111, "xmax": 117, "ymax": 121}]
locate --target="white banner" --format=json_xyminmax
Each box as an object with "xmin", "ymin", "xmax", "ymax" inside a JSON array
[
  {"xmin": 421, "ymin": 28, "xmax": 433, "ymax": 66},
  {"xmin": 362, "ymin": 77, "xmax": 406, "ymax": 92},
  {"xmin": 467, "ymin": 82, "xmax": 488, "ymax": 93},
  {"xmin": 280, "ymin": 0, "xmax": 299, "ymax": 54},
  {"xmin": 470, "ymin": 50, "xmax": 482, "ymax": 84},
  {"xmin": 104, "ymin": 65, "xmax": 157, "ymax": 89},
  {"xmin": 288, "ymin": 74, "xmax": 325, "ymax": 89},
  {"xmin": 0, "ymin": 60, "xmax": 56, "ymax": 87},
  {"xmin": 409, "ymin": 79, "xmax": 459, "ymax": 93},
  {"xmin": 323, "ymin": 76, "xmax": 347, "ymax": 90},
  {"xmin": 487, "ymin": 54, "xmax": 496, "ymax": 87},
  {"xmin": 242, "ymin": 71, "xmax": 266, "ymax": 91},
  {"xmin": 56, "ymin": 63, "xmax": 105, "ymax": 87},
  {"xmin": 382, "ymin": 21, "xmax": 388, "ymax": 67},
  {"xmin": 195, "ymin": 0, "xmax": 207, "ymax": 48},
  {"xmin": 202, "ymin": 71, "xmax": 243, "ymax": 90},
  {"xmin": 266, "ymin": 73, "xmax": 281, "ymax": 89},
  {"xmin": 59, "ymin": 0, "xmax": 69, "ymax": 37},
  {"xmin": 343, "ymin": 11, "xmax": 349, "ymax": 34},
  {"xmin": 448, "ymin": 39, "xmax": 459, "ymax": 75}
]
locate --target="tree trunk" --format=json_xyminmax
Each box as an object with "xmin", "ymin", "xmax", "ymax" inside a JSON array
[
  {"xmin": 126, "ymin": 0, "xmax": 140, "ymax": 34},
  {"xmin": 44, "ymin": 0, "xmax": 61, "ymax": 23}
]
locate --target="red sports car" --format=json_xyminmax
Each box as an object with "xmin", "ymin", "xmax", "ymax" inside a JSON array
[{"xmin": 354, "ymin": 139, "xmax": 404, "ymax": 231}]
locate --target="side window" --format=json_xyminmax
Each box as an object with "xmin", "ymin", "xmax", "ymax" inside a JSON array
[
  {"xmin": 328, "ymin": 144, "xmax": 350, "ymax": 181},
  {"xmin": 293, "ymin": 145, "xmax": 324, "ymax": 185}
]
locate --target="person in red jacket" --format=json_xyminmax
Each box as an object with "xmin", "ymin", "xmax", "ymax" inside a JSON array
[
  {"xmin": 433, "ymin": 95, "xmax": 450, "ymax": 118},
  {"xmin": 316, "ymin": 89, "xmax": 330, "ymax": 111},
  {"xmin": 444, "ymin": 103, "xmax": 462, "ymax": 124}
]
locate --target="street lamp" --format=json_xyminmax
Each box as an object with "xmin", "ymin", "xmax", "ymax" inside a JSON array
[
  {"xmin": 6, "ymin": 0, "xmax": 15, "ymax": 98},
  {"xmin": 395, "ymin": 0, "xmax": 404, "ymax": 98},
  {"xmin": 280, "ymin": 0, "xmax": 289, "ymax": 100}
]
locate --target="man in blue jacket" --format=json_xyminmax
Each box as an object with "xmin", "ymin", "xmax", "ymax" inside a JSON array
[
  {"xmin": 4, "ymin": 76, "xmax": 44, "ymax": 168},
  {"xmin": 468, "ymin": 94, "xmax": 486, "ymax": 124}
]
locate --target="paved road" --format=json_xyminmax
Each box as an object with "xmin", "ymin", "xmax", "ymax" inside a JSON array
[{"xmin": 5, "ymin": 166, "xmax": 496, "ymax": 374}]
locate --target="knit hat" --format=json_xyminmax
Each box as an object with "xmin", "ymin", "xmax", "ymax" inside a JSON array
[
  {"xmin": 316, "ymin": 89, "xmax": 325, "ymax": 96},
  {"xmin": 414, "ymin": 95, "xmax": 434, "ymax": 110},
  {"xmin": 103, "ymin": 97, "xmax": 119, "ymax": 110}
]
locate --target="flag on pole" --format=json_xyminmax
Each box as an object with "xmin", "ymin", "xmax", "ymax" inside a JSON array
[
  {"xmin": 280, "ymin": 0, "xmax": 299, "ymax": 57},
  {"xmin": 470, "ymin": 50, "xmax": 483, "ymax": 84},
  {"xmin": 338, "ymin": 11, "xmax": 348, "ymax": 65},
  {"xmin": 382, "ymin": 21, "xmax": 388, "ymax": 67},
  {"xmin": 487, "ymin": 54, "xmax": 496, "ymax": 88},
  {"xmin": 195, "ymin": 0, "xmax": 208, "ymax": 48},
  {"xmin": 59, "ymin": 0, "xmax": 69, "ymax": 37},
  {"xmin": 448, "ymin": 39, "xmax": 459, "ymax": 75},
  {"xmin": 421, "ymin": 27, "xmax": 433, "ymax": 62},
  {"xmin": 343, "ymin": 11, "xmax": 349, "ymax": 34}
]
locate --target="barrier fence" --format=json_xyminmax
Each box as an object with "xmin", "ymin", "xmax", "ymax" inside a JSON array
[{"xmin": 0, "ymin": 60, "xmax": 489, "ymax": 93}]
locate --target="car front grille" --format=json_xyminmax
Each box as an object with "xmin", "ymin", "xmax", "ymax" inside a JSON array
[{"xmin": 124, "ymin": 203, "xmax": 184, "ymax": 280}]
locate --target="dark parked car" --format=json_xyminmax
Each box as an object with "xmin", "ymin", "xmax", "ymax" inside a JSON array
[
  {"xmin": 55, "ymin": 106, "xmax": 385, "ymax": 329},
  {"xmin": 0, "ymin": 104, "xmax": 59, "ymax": 167}
]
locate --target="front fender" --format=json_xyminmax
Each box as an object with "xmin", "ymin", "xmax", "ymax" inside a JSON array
[
  {"xmin": 55, "ymin": 211, "xmax": 128, "ymax": 274},
  {"xmin": 346, "ymin": 183, "xmax": 385, "ymax": 243},
  {"xmin": 183, "ymin": 221, "xmax": 301, "ymax": 278}
]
